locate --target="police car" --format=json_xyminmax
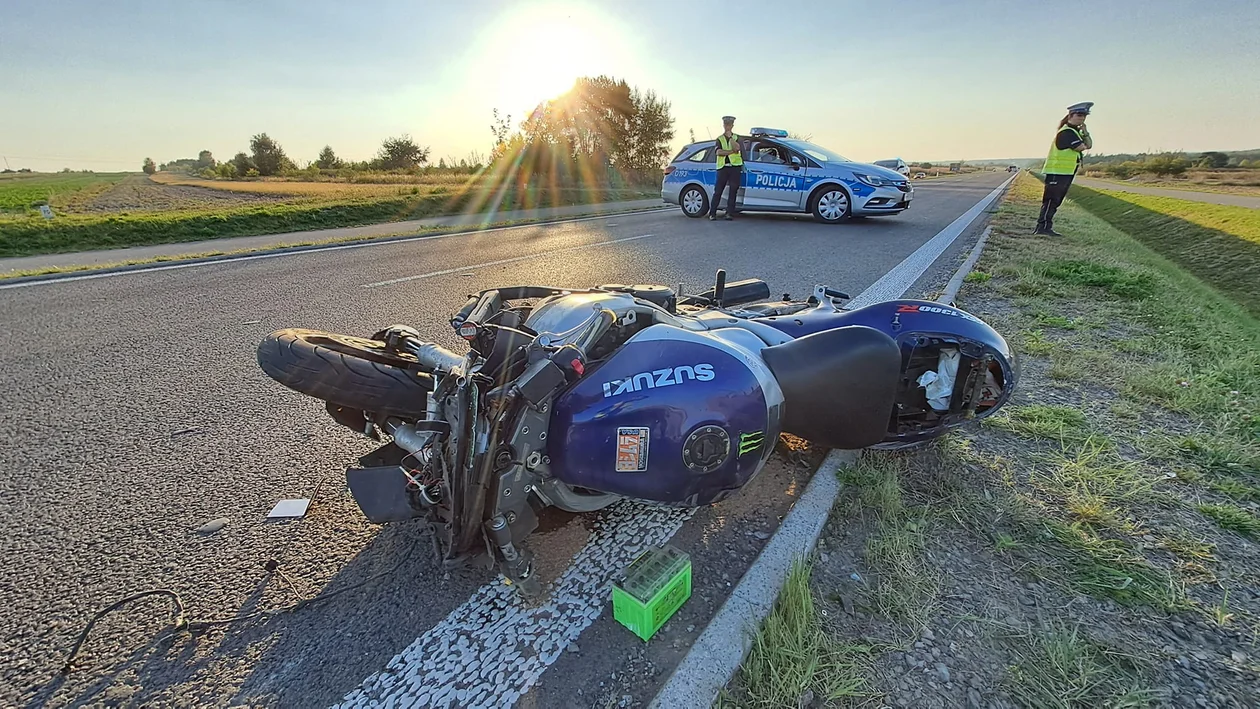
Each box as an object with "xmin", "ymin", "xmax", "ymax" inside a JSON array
[{"xmin": 662, "ymin": 128, "xmax": 913, "ymax": 223}]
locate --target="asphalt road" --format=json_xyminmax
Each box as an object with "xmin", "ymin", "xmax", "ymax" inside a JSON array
[
  {"xmin": 0, "ymin": 172, "xmax": 1007, "ymax": 708},
  {"xmin": 1074, "ymin": 177, "xmax": 1260, "ymax": 208}
]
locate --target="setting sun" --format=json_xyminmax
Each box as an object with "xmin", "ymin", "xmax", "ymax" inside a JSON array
[{"xmin": 472, "ymin": 2, "xmax": 630, "ymax": 115}]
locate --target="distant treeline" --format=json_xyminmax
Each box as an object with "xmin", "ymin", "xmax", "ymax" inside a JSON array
[
  {"xmin": 1082, "ymin": 148, "xmax": 1260, "ymax": 178},
  {"xmin": 144, "ymin": 74, "xmax": 677, "ymax": 189}
]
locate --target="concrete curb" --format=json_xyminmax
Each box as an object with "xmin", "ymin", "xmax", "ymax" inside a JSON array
[
  {"xmin": 0, "ymin": 204, "xmax": 671, "ymax": 287},
  {"xmin": 648, "ymin": 449, "xmax": 858, "ymax": 709},
  {"xmin": 937, "ymin": 225, "xmax": 993, "ymax": 306}
]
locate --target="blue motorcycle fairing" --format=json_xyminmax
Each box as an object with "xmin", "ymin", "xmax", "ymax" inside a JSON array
[
  {"xmin": 753, "ymin": 298, "xmax": 1019, "ymax": 443},
  {"xmin": 547, "ymin": 323, "xmax": 782, "ymax": 506}
]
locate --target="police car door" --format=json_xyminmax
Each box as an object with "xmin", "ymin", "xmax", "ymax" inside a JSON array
[{"xmin": 744, "ymin": 140, "xmax": 808, "ymax": 209}]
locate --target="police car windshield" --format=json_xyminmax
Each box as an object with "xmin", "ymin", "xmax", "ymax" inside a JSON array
[{"xmin": 781, "ymin": 139, "xmax": 849, "ymax": 164}]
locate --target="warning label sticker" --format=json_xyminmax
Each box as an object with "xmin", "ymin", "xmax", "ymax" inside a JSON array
[{"xmin": 615, "ymin": 427, "xmax": 650, "ymax": 472}]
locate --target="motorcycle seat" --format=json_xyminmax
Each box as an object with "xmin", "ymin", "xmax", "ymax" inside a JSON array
[{"xmin": 760, "ymin": 325, "xmax": 901, "ymax": 450}]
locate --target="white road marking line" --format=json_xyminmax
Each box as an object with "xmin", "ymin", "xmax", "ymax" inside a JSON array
[
  {"xmin": 337, "ymin": 175, "xmax": 1013, "ymax": 708},
  {"xmin": 337, "ymin": 502, "xmax": 696, "ymax": 709},
  {"xmin": 361, "ymin": 233, "xmax": 658, "ymax": 288},
  {"xmin": 0, "ymin": 208, "xmax": 670, "ymax": 291},
  {"xmin": 842, "ymin": 173, "xmax": 1015, "ymax": 310}
]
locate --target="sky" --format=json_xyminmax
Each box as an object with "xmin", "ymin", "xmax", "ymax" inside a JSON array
[{"xmin": 2, "ymin": 0, "xmax": 1258, "ymax": 173}]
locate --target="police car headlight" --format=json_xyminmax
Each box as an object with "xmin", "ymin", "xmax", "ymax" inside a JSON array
[{"xmin": 854, "ymin": 173, "xmax": 894, "ymax": 187}]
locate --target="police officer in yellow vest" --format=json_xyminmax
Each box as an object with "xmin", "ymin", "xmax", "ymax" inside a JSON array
[
  {"xmin": 1035, "ymin": 102, "xmax": 1094, "ymax": 236},
  {"xmin": 710, "ymin": 115, "xmax": 744, "ymax": 220}
]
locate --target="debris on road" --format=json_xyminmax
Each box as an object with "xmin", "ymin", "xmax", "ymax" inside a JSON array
[
  {"xmin": 266, "ymin": 499, "xmax": 311, "ymax": 519},
  {"xmin": 195, "ymin": 518, "xmax": 229, "ymax": 534}
]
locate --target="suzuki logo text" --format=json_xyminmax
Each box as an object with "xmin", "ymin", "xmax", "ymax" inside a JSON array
[{"xmin": 602, "ymin": 363, "xmax": 715, "ymax": 399}]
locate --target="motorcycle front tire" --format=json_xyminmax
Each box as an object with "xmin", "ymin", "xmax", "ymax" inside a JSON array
[{"xmin": 256, "ymin": 328, "xmax": 434, "ymax": 420}]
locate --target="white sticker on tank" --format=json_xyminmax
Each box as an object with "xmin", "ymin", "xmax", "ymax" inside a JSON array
[{"xmin": 615, "ymin": 427, "xmax": 650, "ymax": 472}]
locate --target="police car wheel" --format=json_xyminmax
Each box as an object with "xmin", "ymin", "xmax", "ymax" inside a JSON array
[
  {"xmin": 811, "ymin": 188, "xmax": 851, "ymax": 224},
  {"xmin": 680, "ymin": 185, "xmax": 708, "ymax": 218}
]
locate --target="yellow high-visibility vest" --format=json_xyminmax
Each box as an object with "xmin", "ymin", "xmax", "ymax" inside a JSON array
[
  {"xmin": 716, "ymin": 134, "xmax": 743, "ymax": 168},
  {"xmin": 1044, "ymin": 126, "xmax": 1085, "ymax": 174}
]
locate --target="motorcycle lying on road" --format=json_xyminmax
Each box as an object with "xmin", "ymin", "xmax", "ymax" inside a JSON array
[{"xmin": 256, "ymin": 271, "xmax": 1018, "ymax": 598}]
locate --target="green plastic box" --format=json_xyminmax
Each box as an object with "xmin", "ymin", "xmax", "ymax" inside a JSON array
[{"xmin": 611, "ymin": 545, "xmax": 692, "ymax": 641}]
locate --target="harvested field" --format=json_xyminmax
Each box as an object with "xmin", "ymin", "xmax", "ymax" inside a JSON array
[{"xmin": 80, "ymin": 175, "xmax": 291, "ymax": 214}]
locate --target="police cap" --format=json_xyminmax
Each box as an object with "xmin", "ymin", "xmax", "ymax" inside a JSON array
[
  {"xmin": 722, "ymin": 115, "xmax": 736, "ymax": 124},
  {"xmin": 1066, "ymin": 102, "xmax": 1093, "ymax": 115}
]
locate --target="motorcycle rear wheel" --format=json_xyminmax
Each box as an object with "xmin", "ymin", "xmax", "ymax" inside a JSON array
[{"xmin": 257, "ymin": 328, "xmax": 434, "ymax": 419}]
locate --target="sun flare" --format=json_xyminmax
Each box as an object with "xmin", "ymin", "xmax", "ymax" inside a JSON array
[{"xmin": 476, "ymin": 2, "xmax": 625, "ymax": 115}]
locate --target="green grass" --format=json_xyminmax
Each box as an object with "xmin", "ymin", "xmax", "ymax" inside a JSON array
[
  {"xmin": 1196, "ymin": 503, "xmax": 1260, "ymax": 539},
  {"xmin": 1038, "ymin": 439, "xmax": 1156, "ymax": 528},
  {"xmin": 1044, "ymin": 519, "xmax": 1183, "ymax": 610},
  {"xmin": 1068, "ymin": 185, "xmax": 1260, "ymax": 317},
  {"xmin": 0, "ymin": 172, "xmax": 128, "ymax": 212},
  {"xmin": 0, "ymin": 184, "xmax": 657, "ymax": 258},
  {"xmin": 0, "ymin": 205, "xmax": 664, "ymax": 280},
  {"xmin": 838, "ymin": 454, "xmax": 939, "ymax": 631},
  {"xmin": 987, "ymin": 404, "xmax": 1090, "ymax": 444},
  {"xmin": 1036, "ymin": 259, "xmax": 1158, "ymax": 300},
  {"xmin": 1208, "ymin": 478, "xmax": 1260, "ymax": 502},
  {"xmin": 963, "ymin": 269, "xmax": 991, "ymax": 284},
  {"xmin": 1004, "ymin": 623, "xmax": 1156, "ymax": 709},
  {"xmin": 717, "ymin": 557, "xmax": 870, "ymax": 709}
]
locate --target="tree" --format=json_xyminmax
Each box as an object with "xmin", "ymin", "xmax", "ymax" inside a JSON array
[
  {"xmin": 142, "ymin": 157, "xmax": 156, "ymax": 175},
  {"xmin": 374, "ymin": 134, "xmax": 429, "ymax": 171},
  {"xmin": 249, "ymin": 133, "xmax": 291, "ymax": 176},
  {"xmin": 1145, "ymin": 153, "xmax": 1190, "ymax": 177},
  {"xmin": 1197, "ymin": 151, "xmax": 1229, "ymax": 169},
  {"xmin": 197, "ymin": 150, "xmax": 216, "ymax": 169},
  {"xmin": 491, "ymin": 109, "xmax": 513, "ymax": 153},
  {"xmin": 624, "ymin": 87, "xmax": 675, "ymax": 173},
  {"xmin": 232, "ymin": 151, "xmax": 255, "ymax": 178},
  {"xmin": 315, "ymin": 145, "xmax": 343, "ymax": 170},
  {"xmin": 921, "ymin": 162, "xmax": 933, "ymax": 170}
]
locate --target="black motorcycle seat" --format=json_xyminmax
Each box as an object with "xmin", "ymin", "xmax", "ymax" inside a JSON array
[{"xmin": 760, "ymin": 325, "xmax": 902, "ymax": 450}]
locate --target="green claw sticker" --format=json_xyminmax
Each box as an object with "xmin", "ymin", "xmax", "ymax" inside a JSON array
[{"xmin": 738, "ymin": 431, "xmax": 766, "ymax": 457}]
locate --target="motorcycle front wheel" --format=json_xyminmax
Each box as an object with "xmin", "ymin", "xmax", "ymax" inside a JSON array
[{"xmin": 256, "ymin": 328, "xmax": 434, "ymax": 419}]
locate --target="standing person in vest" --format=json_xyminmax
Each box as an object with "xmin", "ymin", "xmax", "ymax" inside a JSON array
[
  {"xmin": 710, "ymin": 115, "xmax": 744, "ymax": 221},
  {"xmin": 1035, "ymin": 102, "xmax": 1094, "ymax": 236}
]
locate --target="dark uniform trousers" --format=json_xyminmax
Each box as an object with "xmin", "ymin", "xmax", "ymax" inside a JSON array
[
  {"xmin": 711, "ymin": 165, "xmax": 742, "ymax": 217},
  {"xmin": 1037, "ymin": 173, "xmax": 1075, "ymax": 232}
]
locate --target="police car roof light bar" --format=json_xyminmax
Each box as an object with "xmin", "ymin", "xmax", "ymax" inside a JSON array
[{"xmin": 749, "ymin": 127, "xmax": 789, "ymax": 137}]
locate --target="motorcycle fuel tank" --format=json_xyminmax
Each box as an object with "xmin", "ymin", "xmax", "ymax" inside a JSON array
[{"xmin": 548, "ymin": 324, "xmax": 783, "ymax": 506}]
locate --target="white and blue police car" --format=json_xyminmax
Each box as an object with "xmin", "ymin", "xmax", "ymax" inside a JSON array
[{"xmin": 661, "ymin": 128, "xmax": 913, "ymax": 223}]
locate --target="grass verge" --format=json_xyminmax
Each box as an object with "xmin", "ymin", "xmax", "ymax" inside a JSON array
[
  {"xmin": 1065, "ymin": 184, "xmax": 1260, "ymax": 316},
  {"xmin": 0, "ymin": 185, "xmax": 657, "ymax": 258},
  {"xmin": 0, "ymin": 205, "xmax": 667, "ymax": 280},
  {"xmin": 715, "ymin": 557, "xmax": 870, "ymax": 709},
  {"xmin": 1004, "ymin": 623, "xmax": 1156, "ymax": 708}
]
